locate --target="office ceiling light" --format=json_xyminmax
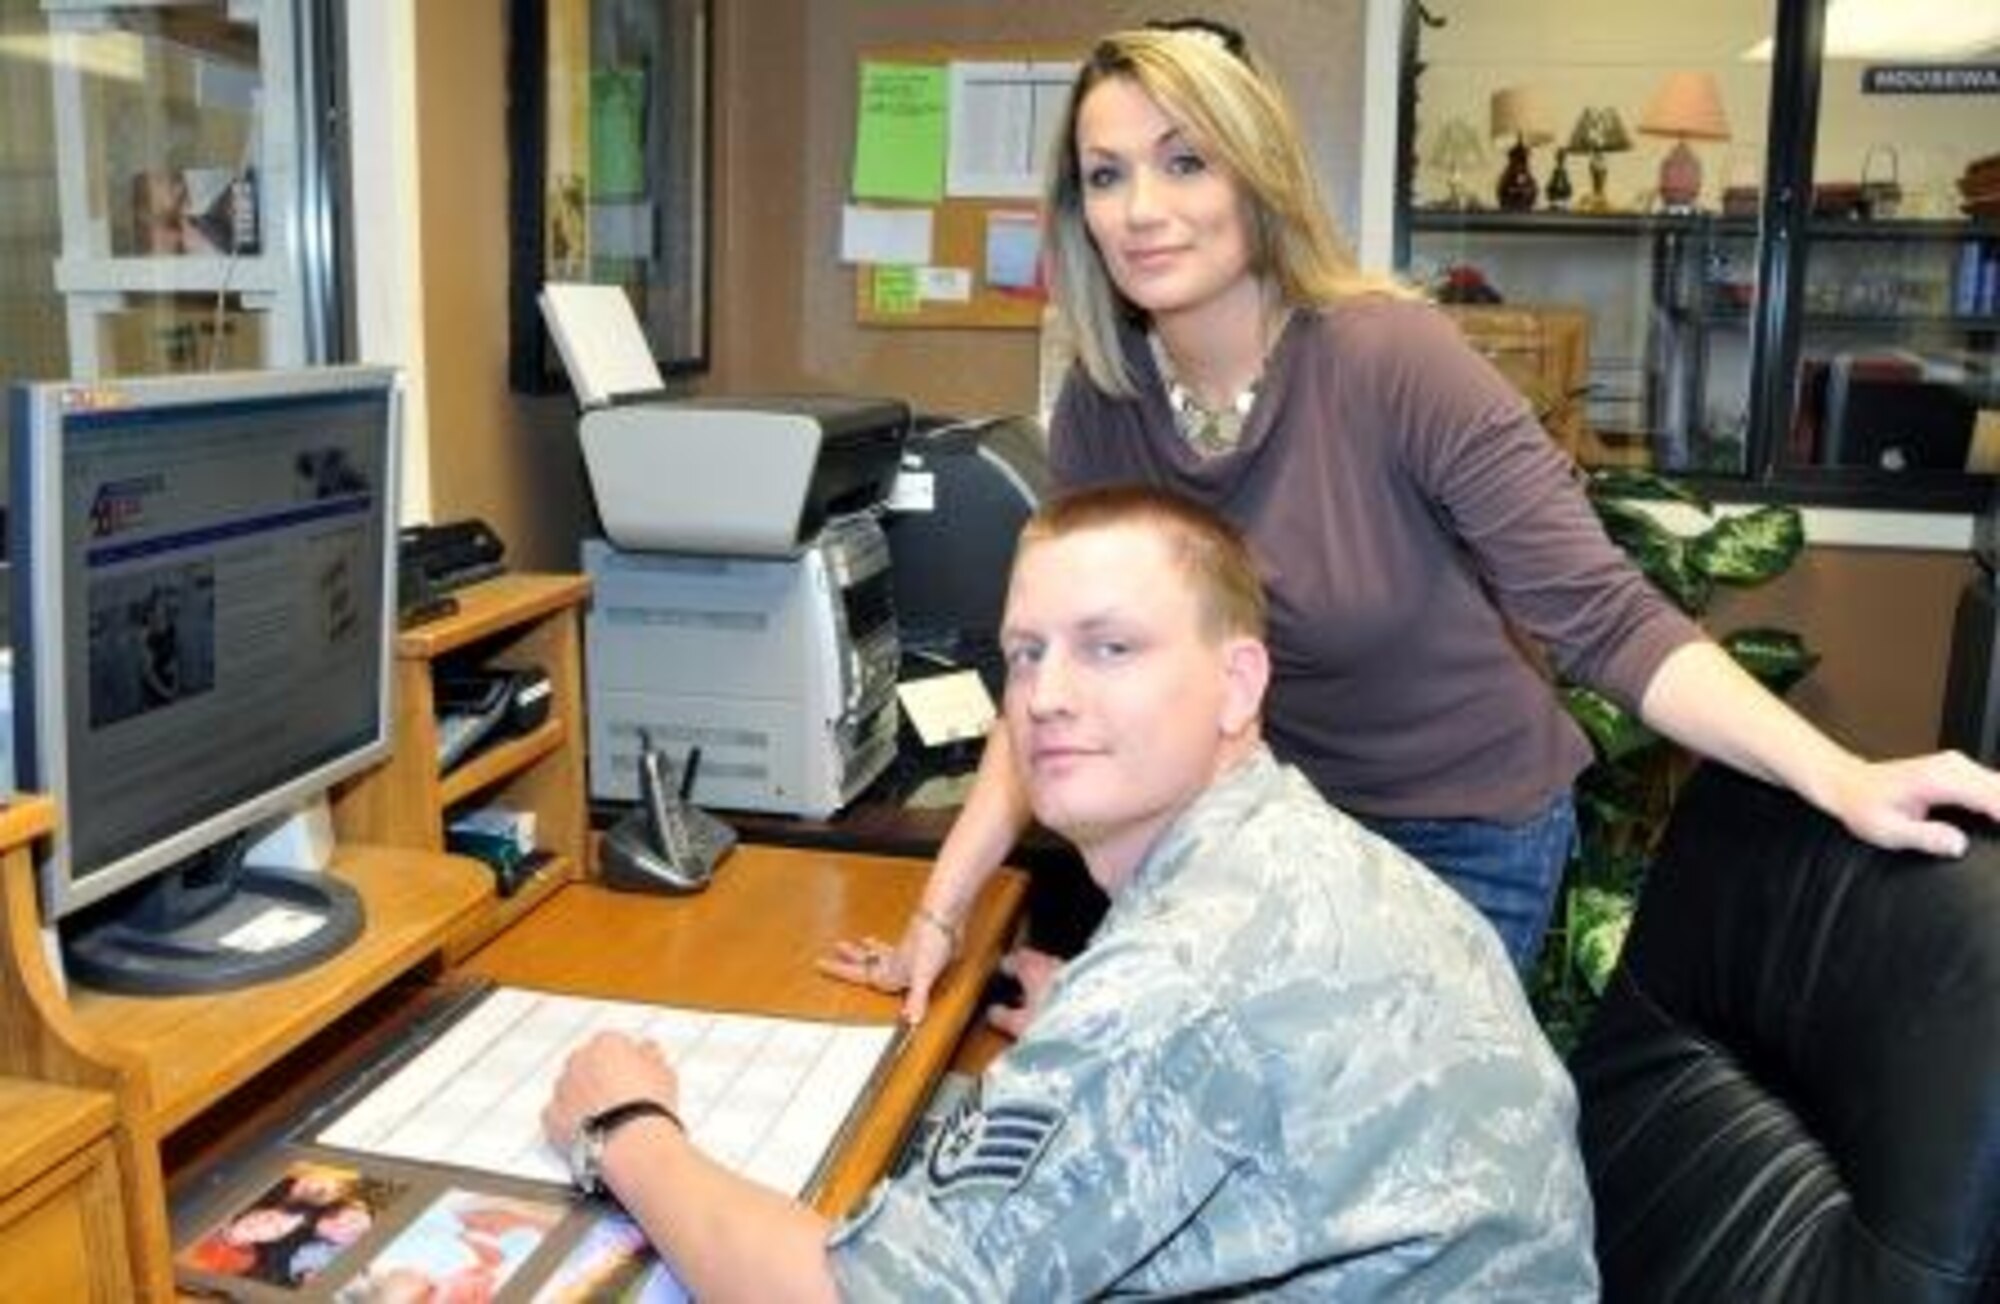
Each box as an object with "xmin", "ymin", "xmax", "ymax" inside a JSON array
[{"xmin": 1742, "ymin": 0, "xmax": 2000, "ymax": 59}]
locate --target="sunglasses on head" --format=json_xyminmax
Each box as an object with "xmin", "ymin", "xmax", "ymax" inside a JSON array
[{"xmin": 1143, "ymin": 17, "xmax": 1250, "ymax": 61}]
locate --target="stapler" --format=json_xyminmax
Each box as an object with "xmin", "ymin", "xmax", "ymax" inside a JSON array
[{"xmin": 599, "ymin": 734, "xmax": 738, "ymax": 894}]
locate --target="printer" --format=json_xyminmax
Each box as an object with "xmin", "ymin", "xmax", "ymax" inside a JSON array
[
  {"xmin": 577, "ymin": 396, "xmax": 909, "ymax": 818},
  {"xmin": 539, "ymin": 284, "xmax": 910, "ymax": 816}
]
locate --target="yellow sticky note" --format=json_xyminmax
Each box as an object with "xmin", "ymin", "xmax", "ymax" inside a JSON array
[
  {"xmin": 854, "ymin": 63, "xmax": 948, "ymax": 202},
  {"xmin": 872, "ymin": 266, "xmax": 921, "ymax": 314}
]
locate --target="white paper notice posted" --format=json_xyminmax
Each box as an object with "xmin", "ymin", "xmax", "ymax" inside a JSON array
[{"xmin": 318, "ymin": 986, "xmax": 900, "ymax": 1197}]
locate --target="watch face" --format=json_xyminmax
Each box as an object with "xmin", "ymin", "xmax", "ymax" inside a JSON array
[{"xmin": 569, "ymin": 1124, "xmax": 601, "ymax": 1193}]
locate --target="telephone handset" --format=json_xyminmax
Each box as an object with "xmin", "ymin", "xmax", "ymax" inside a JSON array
[
  {"xmin": 638, "ymin": 739, "xmax": 697, "ymax": 870},
  {"xmin": 600, "ymin": 733, "xmax": 738, "ymax": 894}
]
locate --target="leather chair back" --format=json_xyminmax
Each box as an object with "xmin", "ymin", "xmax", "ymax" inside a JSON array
[{"xmin": 1572, "ymin": 766, "xmax": 2000, "ymax": 1301}]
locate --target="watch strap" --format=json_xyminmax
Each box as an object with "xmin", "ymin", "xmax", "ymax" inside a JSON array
[
  {"xmin": 589, "ymin": 1097, "xmax": 683, "ymax": 1138},
  {"xmin": 575, "ymin": 1098, "xmax": 682, "ymax": 1195}
]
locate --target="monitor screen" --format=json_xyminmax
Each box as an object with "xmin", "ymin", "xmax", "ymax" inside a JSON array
[
  {"xmin": 885, "ymin": 415, "xmax": 1048, "ymax": 696},
  {"xmin": 8, "ymin": 367, "xmax": 400, "ymax": 990}
]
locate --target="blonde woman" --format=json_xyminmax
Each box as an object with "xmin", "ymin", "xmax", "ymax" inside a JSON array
[{"xmin": 829, "ymin": 21, "xmax": 2000, "ymax": 1007}]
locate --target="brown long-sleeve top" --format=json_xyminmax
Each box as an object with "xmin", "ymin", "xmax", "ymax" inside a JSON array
[{"xmin": 1050, "ymin": 297, "xmax": 1701, "ymax": 821}]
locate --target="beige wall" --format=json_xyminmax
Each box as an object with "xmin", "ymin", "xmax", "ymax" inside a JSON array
[
  {"xmin": 411, "ymin": 0, "xmax": 1972, "ymax": 755},
  {"xmin": 1705, "ymin": 546, "xmax": 1975, "ymax": 756},
  {"xmin": 704, "ymin": 0, "xmax": 1368, "ymax": 406},
  {"xmin": 414, "ymin": 0, "xmax": 590, "ymax": 574}
]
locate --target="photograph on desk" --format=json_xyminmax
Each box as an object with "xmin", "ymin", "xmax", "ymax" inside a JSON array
[
  {"xmin": 330, "ymin": 1187, "xmax": 563, "ymax": 1302},
  {"xmin": 175, "ymin": 1158, "xmax": 413, "ymax": 1293},
  {"xmin": 532, "ymin": 1212, "xmax": 691, "ymax": 1303},
  {"xmin": 172, "ymin": 1142, "xmax": 682, "ymax": 1302}
]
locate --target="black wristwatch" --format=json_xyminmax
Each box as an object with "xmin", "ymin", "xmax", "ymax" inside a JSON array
[{"xmin": 568, "ymin": 1098, "xmax": 682, "ymax": 1196}]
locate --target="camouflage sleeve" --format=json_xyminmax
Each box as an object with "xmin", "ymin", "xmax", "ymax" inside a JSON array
[{"xmin": 826, "ymin": 999, "xmax": 1274, "ymax": 1300}]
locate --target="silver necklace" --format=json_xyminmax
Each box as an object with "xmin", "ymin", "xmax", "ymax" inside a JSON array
[{"xmin": 1150, "ymin": 311, "xmax": 1287, "ymax": 457}]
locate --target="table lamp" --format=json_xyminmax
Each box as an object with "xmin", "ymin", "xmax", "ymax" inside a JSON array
[
  {"xmin": 1638, "ymin": 71, "xmax": 1731, "ymax": 211},
  {"xmin": 1489, "ymin": 86, "xmax": 1554, "ymax": 211},
  {"xmin": 1425, "ymin": 117, "xmax": 1487, "ymax": 210},
  {"xmin": 1567, "ymin": 106, "xmax": 1633, "ymax": 213}
]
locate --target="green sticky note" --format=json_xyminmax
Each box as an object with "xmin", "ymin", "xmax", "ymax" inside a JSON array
[
  {"xmin": 853, "ymin": 62, "xmax": 947, "ymax": 202},
  {"xmin": 873, "ymin": 265, "xmax": 921, "ymax": 314}
]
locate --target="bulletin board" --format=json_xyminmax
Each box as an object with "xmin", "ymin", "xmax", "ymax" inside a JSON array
[{"xmin": 849, "ymin": 43, "xmax": 1078, "ymax": 330}]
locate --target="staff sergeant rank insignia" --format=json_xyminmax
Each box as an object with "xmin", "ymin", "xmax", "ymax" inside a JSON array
[{"xmin": 925, "ymin": 1087, "xmax": 1064, "ymax": 1197}]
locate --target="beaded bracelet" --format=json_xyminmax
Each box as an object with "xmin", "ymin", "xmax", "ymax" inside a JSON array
[{"xmin": 913, "ymin": 904, "xmax": 962, "ymax": 952}]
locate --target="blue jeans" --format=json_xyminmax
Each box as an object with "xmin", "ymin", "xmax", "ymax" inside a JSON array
[{"xmin": 1359, "ymin": 793, "xmax": 1577, "ymax": 974}]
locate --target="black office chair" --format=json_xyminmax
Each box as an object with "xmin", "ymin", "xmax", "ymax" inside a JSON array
[{"xmin": 1571, "ymin": 765, "xmax": 2000, "ymax": 1301}]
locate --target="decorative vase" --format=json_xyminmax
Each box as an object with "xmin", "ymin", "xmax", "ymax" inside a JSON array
[
  {"xmin": 1497, "ymin": 139, "xmax": 1538, "ymax": 211},
  {"xmin": 1545, "ymin": 149, "xmax": 1573, "ymax": 210}
]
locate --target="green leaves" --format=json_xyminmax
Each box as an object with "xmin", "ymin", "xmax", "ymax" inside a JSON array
[
  {"xmin": 1560, "ymin": 685, "xmax": 1658, "ymax": 763},
  {"xmin": 1687, "ymin": 506, "xmax": 1805, "ymax": 588},
  {"xmin": 1582, "ymin": 472, "xmax": 1805, "ymax": 616},
  {"xmin": 1720, "ymin": 626, "xmax": 1820, "ymax": 694},
  {"xmin": 1592, "ymin": 499, "xmax": 1709, "ymax": 611},
  {"xmin": 1584, "ymin": 467, "xmax": 1711, "ymax": 510},
  {"xmin": 1535, "ymin": 473, "xmax": 1818, "ymax": 1046},
  {"xmin": 1569, "ymin": 886, "xmax": 1635, "ymax": 996}
]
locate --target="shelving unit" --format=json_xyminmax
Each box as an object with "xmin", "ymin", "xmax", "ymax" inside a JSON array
[
  {"xmin": 41, "ymin": 0, "xmax": 308, "ymax": 374},
  {"xmin": 333, "ymin": 573, "xmax": 593, "ymax": 962},
  {"xmin": 1408, "ymin": 208, "xmax": 2000, "ymax": 478},
  {"xmin": 0, "ymin": 795, "xmax": 490, "ymax": 1297},
  {"xmin": 0, "ymin": 1078, "xmax": 130, "ymax": 1302}
]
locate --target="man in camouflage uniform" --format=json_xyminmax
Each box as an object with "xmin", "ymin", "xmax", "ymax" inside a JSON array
[{"xmin": 544, "ymin": 485, "xmax": 1599, "ymax": 1300}]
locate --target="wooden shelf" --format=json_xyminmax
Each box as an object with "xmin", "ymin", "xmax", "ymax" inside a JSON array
[
  {"xmin": 60, "ymin": 846, "xmax": 489, "ymax": 1138},
  {"xmin": 441, "ymin": 717, "xmax": 565, "ymax": 808},
  {"xmin": 336, "ymin": 572, "xmax": 592, "ymax": 960},
  {"xmin": 396, "ymin": 573, "xmax": 591, "ymax": 659},
  {"xmin": 442, "ymin": 852, "xmax": 573, "ymax": 964},
  {"xmin": 0, "ymin": 1079, "xmax": 130, "ymax": 1302},
  {"xmin": 0, "ymin": 804, "xmax": 488, "ymax": 1298},
  {"xmin": 53, "ymin": 254, "xmax": 286, "ymax": 296}
]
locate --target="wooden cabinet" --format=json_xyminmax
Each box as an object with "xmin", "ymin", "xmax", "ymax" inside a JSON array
[
  {"xmin": 334, "ymin": 573, "xmax": 592, "ymax": 960},
  {"xmin": 0, "ymin": 794, "xmax": 491, "ymax": 1298},
  {"xmin": 1441, "ymin": 304, "xmax": 1581, "ymax": 459},
  {"xmin": 0, "ymin": 1081, "xmax": 131, "ymax": 1304}
]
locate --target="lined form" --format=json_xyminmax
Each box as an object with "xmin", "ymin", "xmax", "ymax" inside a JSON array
[{"xmin": 318, "ymin": 986, "xmax": 899, "ymax": 1196}]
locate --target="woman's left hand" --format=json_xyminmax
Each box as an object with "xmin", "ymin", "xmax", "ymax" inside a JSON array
[{"xmin": 1826, "ymin": 749, "xmax": 2000, "ymax": 858}]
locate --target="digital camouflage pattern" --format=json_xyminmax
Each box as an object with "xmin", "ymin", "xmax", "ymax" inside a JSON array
[{"xmin": 828, "ymin": 747, "xmax": 1598, "ymax": 1299}]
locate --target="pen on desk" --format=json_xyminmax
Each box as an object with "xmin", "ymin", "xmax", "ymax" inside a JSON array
[{"xmin": 681, "ymin": 745, "xmax": 702, "ymax": 801}]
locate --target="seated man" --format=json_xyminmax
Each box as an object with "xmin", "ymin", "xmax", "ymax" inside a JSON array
[{"xmin": 542, "ymin": 485, "xmax": 1597, "ymax": 1300}]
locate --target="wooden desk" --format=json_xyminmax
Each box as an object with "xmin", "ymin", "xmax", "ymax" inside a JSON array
[
  {"xmin": 0, "ymin": 1078, "xmax": 131, "ymax": 1302},
  {"xmin": 668, "ymin": 766, "xmax": 1106, "ymax": 959},
  {"xmin": 0, "ymin": 797, "xmax": 491, "ymax": 1300},
  {"xmin": 457, "ymin": 843, "xmax": 1028, "ymax": 1216}
]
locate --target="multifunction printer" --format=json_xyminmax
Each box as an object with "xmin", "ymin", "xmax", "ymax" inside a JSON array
[
  {"xmin": 538, "ymin": 286, "xmax": 910, "ymax": 817},
  {"xmin": 575, "ymin": 396, "xmax": 909, "ymax": 817}
]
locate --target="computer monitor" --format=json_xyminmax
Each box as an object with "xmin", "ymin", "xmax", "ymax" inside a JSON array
[
  {"xmin": 1819, "ymin": 355, "xmax": 1980, "ymax": 472},
  {"xmin": 884, "ymin": 415, "xmax": 1049, "ymax": 697},
  {"xmin": 8, "ymin": 366, "xmax": 402, "ymax": 994}
]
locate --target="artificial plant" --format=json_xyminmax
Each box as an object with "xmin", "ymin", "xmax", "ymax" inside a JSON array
[{"xmin": 1532, "ymin": 468, "xmax": 1817, "ymax": 1052}]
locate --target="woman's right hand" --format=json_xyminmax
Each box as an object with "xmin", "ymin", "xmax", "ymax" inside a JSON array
[{"xmin": 818, "ymin": 909, "xmax": 957, "ymax": 1023}]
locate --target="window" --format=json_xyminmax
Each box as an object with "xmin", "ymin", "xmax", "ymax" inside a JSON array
[{"xmin": 1397, "ymin": 0, "xmax": 1997, "ymax": 508}]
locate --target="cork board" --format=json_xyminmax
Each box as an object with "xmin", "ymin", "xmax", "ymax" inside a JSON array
[{"xmin": 850, "ymin": 43, "xmax": 1076, "ymax": 330}]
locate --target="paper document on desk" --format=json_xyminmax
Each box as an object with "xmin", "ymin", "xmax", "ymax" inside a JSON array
[
  {"xmin": 897, "ymin": 669, "xmax": 996, "ymax": 747},
  {"xmin": 316, "ymin": 986, "xmax": 899, "ymax": 1197}
]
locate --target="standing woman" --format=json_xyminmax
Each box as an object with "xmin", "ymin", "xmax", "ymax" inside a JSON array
[{"xmin": 828, "ymin": 20, "xmax": 2000, "ymax": 1004}]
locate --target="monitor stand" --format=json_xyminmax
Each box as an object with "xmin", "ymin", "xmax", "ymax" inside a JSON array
[{"xmin": 62, "ymin": 834, "xmax": 365, "ymax": 995}]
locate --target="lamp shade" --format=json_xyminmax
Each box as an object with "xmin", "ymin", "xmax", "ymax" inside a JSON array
[
  {"xmin": 1426, "ymin": 118, "xmax": 1487, "ymax": 170},
  {"xmin": 1568, "ymin": 107, "xmax": 1633, "ymax": 155},
  {"xmin": 1490, "ymin": 86, "xmax": 1554, "ymax": 145},
  {"xmin": 1638, "ymin": 71, "xmax": 1731, "ymax": 141}
]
